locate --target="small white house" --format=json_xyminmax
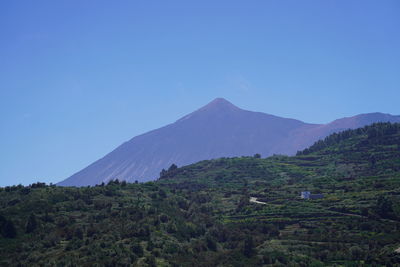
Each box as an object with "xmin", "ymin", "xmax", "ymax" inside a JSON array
[
  {"xmin": 301, "ymin": 191, "xmax": 311, "ymax": 199},
  {"xmin": 301, "ymin": 191, "xmax": 323, "ymax": 200}
]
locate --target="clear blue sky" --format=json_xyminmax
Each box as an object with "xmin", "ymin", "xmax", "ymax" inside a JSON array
[{"xmin": 1, "ymin": 1, "xmax": 399, "ymax": 186}]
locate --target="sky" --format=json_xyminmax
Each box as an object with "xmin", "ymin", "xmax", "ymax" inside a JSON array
[{"xmin": 0, "ymin": 1, "xmax": 399, "ymax": 186}]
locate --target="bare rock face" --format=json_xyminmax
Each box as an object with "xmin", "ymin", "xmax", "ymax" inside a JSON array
[{"xmin": 58, "ymin": 98, "xmax": 400, "ymax": 186}]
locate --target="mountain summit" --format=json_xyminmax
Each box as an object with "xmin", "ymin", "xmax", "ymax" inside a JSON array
[
  {"xmin": 176, "ymin": 98, "xmax": 240, "ymax": 122},
  {"xmin": 58, "ymin": 98, "xmax": 400, "ymax": 186},
  {"xmin": 198, "ymin": 97, "xmax": 240, "ymax": 111}
]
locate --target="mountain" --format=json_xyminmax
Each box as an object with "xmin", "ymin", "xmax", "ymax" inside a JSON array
[{"xmin": 58, "ymin": 98, "xmax": 400, "ymax": 186}]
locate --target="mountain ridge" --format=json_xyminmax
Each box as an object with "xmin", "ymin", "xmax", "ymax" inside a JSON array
[{"xmin": 58, "ymin": 98, "xmax": 400, "ymax": 186}]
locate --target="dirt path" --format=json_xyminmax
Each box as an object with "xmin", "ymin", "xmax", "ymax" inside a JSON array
[
  {"xmin": 249, "ymin": 197, "xmax": 267, "ymax": 205},
  {"xmin": 249, "ymin": 197, "xmax": 398, "ymax": 225}
]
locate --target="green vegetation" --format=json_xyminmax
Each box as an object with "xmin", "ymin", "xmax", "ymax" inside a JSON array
[{"xmin": 1, "ymin": 123, "xmax": 400, "ymax": 266}]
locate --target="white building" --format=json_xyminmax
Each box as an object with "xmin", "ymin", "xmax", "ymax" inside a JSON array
[{"xmin": 301, "ymin": 191, "xmax": 323, "ymax": 200}]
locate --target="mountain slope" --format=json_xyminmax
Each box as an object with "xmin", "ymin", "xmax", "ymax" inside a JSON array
[
  {"xmin": 3, "ymin": 123, "xmax": 400, "ymax": 266},
  {"xmin": 159, "ymin": 122, "xmax": 400, "ymax": 189},
  {"xmin": 58, "ymin": 98, "xmax": 400, "ymax": 186},
  {"xmin": 59, "ymin": 98, "xmax": 315, "ymax": 186}
]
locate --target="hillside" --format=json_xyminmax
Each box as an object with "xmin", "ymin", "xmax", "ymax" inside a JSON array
[
  {"xmin": 1, "ymin": 123, "xmax": 400, "ymax": 266},
  {"xmin": 59, "ymin": 98, "xmax": 400, "ymax": 186}
]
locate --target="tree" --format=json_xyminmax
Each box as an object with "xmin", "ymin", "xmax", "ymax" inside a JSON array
[
  {"xmin": 254, "ymin": 153, "xmax": 261, "ymax": 158},
  {"xmin": 2, "ymin": 220, "xmax": 17, "ymax": 238},
  {"xmin": 168, "ymin": 164, "xmax": 178, "ymax": 172},
  {"xmin": 376, "ymin": 195, "xmax": 393, "ymax": 218},
  {"xmin": 243, "ymin": 235, "xmax": 254, "ymax": 257},
  {"xmin": 131, "ymin": 242, "xmax": 144, "ymax": 257},
  {"xmin": 74, "ymin": 227, "xmax": 84, "ymax": 239},
  {"xmin": 26, "ymin": 213, "xmax": 37, "ymax": 233},
  {"xmin": 146, "ymin": 255, "xmax": 157, "ymax": 267},
  {"xmin": 393, "ymin": 203, "xmax": 400, "ymax": 219},
  {"xmin": 158, "ymin": 189, "xmax": 167, "ymax": 199},
  {"xmin": 159, "ymin": 169, "xmax": 167, "ymax": 177},
  {"xmin": 236, "ymin": 195, "xmax": 249, "ymax": 212},
  {"xmin": 206, "ymin": 235, "xmax": 217, "ymax": 251},
  {"xmin": 350, "ymin": 245, "xmax": 363, "ymax": 260}
]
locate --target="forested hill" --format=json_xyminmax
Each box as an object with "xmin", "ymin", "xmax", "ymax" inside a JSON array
[
  {"xmin": 1, "ymin": 123, "xmax": 400, "ymax": 266},
  {"xmin": 297, "ymin": 122, "xmax": 400, "ymax": 156},
  {"xmin": 158, "ymin": 122, "xmax": 400, "ymax": 190}
]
